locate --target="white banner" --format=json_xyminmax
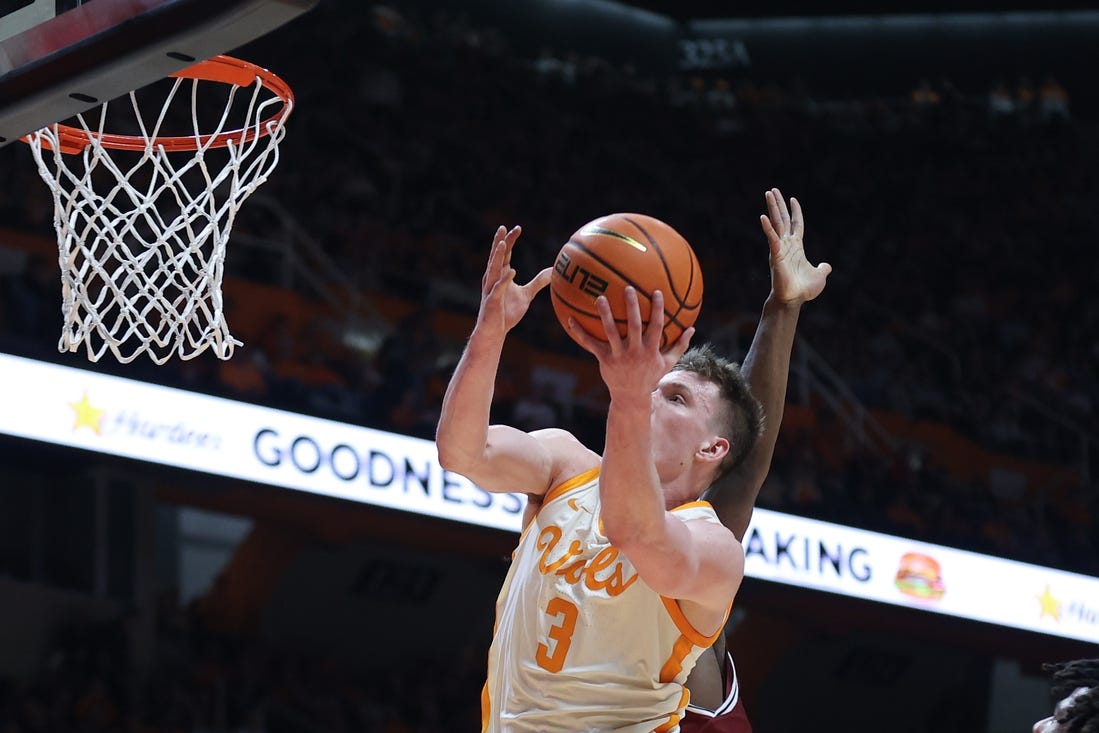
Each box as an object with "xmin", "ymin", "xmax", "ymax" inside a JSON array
[
  {"xmin": 743, "ymin": 508, "xmax": 1099, "ymax": 644},
  {"xmin": 1, "ymin": 352, "xmax": 1096, "ymax": 643},
  {"xmin": 0, "ymin": 353, "xmax": 525, "ymax": 531}
]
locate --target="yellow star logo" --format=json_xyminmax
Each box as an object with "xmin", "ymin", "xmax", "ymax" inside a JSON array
[
  {"xmin": 69, "ymin": 390, "xmax": 105, "ymax": 435},
  {"xmin": 1036, "ymin": 584, "xmax": 1062, "ymax": 621}
]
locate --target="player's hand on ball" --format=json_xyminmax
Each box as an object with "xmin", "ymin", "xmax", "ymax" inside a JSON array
[
  {"xmin": 569, "ymin": 288, "xmax": 694, "ymax": 398},
  {"xmin": 478, "ymin": 225, "xmax": 552, "ymax": 338}
]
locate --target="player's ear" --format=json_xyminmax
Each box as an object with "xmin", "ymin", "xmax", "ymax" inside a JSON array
[{"xmin": 698, "ymin": 436, "xmax": 730, "ymax": 463}]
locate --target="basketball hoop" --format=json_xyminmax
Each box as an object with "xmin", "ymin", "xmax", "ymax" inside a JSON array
[{"xmin": 22, "ymin": 55, "xmax": 294, "ymax": 364}]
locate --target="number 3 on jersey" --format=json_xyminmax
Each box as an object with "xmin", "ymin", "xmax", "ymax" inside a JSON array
[{"xmin": 535, "ymin": 597, "xmax": 579, "ymax": 673}]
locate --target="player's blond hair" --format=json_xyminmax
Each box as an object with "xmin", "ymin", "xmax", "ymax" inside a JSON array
[{"xmin": 673, "ymin": 343, "xmax": 764, "ymax": 481}]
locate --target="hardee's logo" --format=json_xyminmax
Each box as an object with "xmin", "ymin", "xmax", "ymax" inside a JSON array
[
  {"xmin": 536, "ymin": 524, "xmax": 638, "ymax": 596},
  {"xmin": 894, "ymin": 552, "xmax": 946, "ymax": 601},
  {"xmin": 1035, "ymin": 585, "xmax": 1099, "ymax": 628},
  {"xmin": 70, "ymin": 390, "xmax": 106, "ymax": 435},
  {"xmin": 65, "ymin": 389, "xmax": 222, "ymax": 450},
  {"xmin": 1036, "ymin": 584, "xmax": 1063, "ymax": 622}
]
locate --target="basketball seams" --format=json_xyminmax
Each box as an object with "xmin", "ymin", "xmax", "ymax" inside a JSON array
[
  {"xmin": 618, "ymin": 215, "xmax": 693, "ymax": 304},
  {"xmin": 551, "ymin": 213, "xmax": 702, "ymax": 350},
  {"xmin": 552, "ymin": 287, "xmax": 681, "ymax": 348},
  {"xmin": 550, "ymin": 287, "xmax": 631, "ymax": 332},
  {"xmin": 558, "ymin": 240, "xmax": 691, "ymax": 334},
  {"xmin": 617, "ymin": 215, "xmax": 702, "ymax": 309},
  {"xmin": 680, "ymin": 246, "xmax": 702, "ymax": 308}
]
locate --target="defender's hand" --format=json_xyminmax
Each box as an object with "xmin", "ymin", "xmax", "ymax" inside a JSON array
[{"xmin": 760, "ymin": 188, "xmax": 832, "ymax": 305}]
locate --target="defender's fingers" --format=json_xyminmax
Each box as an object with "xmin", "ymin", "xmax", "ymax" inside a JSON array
[
  {"xmin": 760, "ymin": 215, "xmax": 781, "ymax": 255},
  {"xmin": 771, "ymin": 187, "xmax": 791, "ymax": 230},
  {"xmin": 764, "ymin": 191, "xmax": 779, "ymax": 231},
  {"xmin": 790, "ymin": 197, "xmax": 804, "ymax": 239},
  {"xmin": 764, "ymin": 191, "xmax": 785, "ymax": 235}
]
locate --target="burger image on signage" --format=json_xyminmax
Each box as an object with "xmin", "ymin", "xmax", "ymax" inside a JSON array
[{"xmin": 894, "ymin": 552, "xmax": 946, "ymax": 601}]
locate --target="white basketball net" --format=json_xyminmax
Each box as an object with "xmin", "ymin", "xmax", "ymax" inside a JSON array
[{"xmin": 24, "ymin": 71, "xmax": 291, "ymax": 364}]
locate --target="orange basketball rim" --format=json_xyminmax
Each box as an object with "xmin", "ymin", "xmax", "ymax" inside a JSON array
[{"xmin": 24, "ymin": 55, "xmax": 294, "ymax": 155}]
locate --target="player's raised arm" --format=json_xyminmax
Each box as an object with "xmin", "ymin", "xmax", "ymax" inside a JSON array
[
  {"xmin": 435, "ymin": 226, "xmax": 563, "ymax": 495},
  {"xmin": 569, "ymin": 289, "xmax": 743, "ymax": 627},
  {"xmin": 702, "ymin": 188, "xmax": 832, "ymax": 539}
]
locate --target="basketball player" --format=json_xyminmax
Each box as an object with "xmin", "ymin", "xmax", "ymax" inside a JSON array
[
  {"xmin": 681, "ymin": 189, "xmax": 831, "ymax": 732},
  {"xmin": 437, "ymin": 224, "xmax": 764, "ymax": 730},
  {"xmin": 1033, "ymin": 658, "xmax": 1099, "ymax": 733}
]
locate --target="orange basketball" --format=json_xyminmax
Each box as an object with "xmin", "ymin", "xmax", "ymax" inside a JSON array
[{"xmin": 550, "ymin": 213, "xmax": 703, "ymax": 350}]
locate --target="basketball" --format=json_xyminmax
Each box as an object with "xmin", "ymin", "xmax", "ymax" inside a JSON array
[{"xmin": 550, "ymin": 213, "xmax": 703, "ymax": 350}]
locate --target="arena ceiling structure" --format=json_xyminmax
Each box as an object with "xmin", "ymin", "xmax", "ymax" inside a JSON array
[
  {"xmin": 613, "ymin": 0, "xmax": 1098, "ymax": 21},
  {"xmin": 438, "ymin": 0, "xmax": 1099, "ymax": 112}
]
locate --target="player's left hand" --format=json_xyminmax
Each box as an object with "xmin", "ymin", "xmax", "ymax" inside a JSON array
[
  {"xmin": 477, "ymin": 225, "xmax": 553, "ymax": 338},
  {"xmin": 760, "ymin": 188, "xmax": 832, "ymax": 305},
  {"xmin": 568, "ymin": 287, "xmax": 693, "ymax": 400}
]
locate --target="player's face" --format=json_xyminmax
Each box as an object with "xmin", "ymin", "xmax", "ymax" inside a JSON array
[
  {"xmin": 649, "ymin": 371, "xmax": 725, "ymax": 479},
  {"xmin": 1033, "ymin": 686, "xmax": 1089, "ymax": 733}
]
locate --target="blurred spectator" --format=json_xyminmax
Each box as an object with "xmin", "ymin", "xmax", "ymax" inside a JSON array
[
  {"xmin": 987, "ymin": 79, "xmax": 1016, "ymax": 120},
  {"xmin": 511, "ymin": 381, "xmax": 559, "ymax": 432},
  {"xmin": 1039, "ymin": 75, "xmax": 1071, "ymax": 123}
]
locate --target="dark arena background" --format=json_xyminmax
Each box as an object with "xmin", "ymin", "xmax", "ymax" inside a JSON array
[{"xmin": 1, "ymin": 0, "xmax": 1097, "ymax": 731}]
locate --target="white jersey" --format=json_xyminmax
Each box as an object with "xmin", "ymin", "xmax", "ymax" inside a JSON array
[{"xmin": 483, "ymin": 467, "xmax": 729, "ymax": 733}]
